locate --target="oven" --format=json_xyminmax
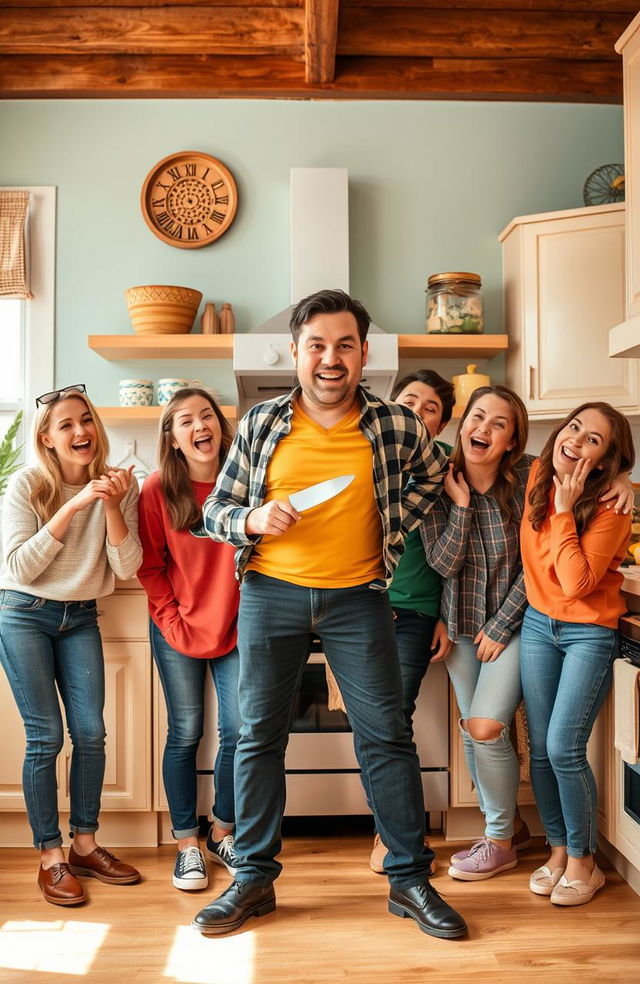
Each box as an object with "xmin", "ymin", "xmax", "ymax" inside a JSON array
[
  {"xmin": 617, "ymin": 618, "xmax": 640, "ymax": 833},
  {"xmin": 196, "ymin": 638, "xmax": 449, "ymax": 820}
]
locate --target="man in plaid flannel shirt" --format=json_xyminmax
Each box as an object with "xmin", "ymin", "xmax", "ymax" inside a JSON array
[{"xmin": 194, "ymin": 289, "xmax": 467, "ymax": 940}]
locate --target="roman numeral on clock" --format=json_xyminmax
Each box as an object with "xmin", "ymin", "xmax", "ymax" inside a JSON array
[
  {"xmin": 215, "ymin": 195, "xmax": 229, "ymax": 206},
  {"xmin": 211, "ymin": 211, "xmax": 225, "ymax": 224}
]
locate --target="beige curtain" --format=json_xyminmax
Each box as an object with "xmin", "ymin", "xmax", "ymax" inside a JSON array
[{"xmin": 0, "ymin": 190, "xmax": 32, "ymax": 298}]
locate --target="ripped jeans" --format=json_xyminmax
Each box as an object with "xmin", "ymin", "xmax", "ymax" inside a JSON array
[{"xmin": 446, "ymin": 633, "xmax": 522, "ymax": 840}]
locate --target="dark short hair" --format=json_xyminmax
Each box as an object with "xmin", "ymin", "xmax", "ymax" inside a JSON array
[
  {"xmin": 391, "ymin": 369, "xmax": 456, "ymax": 426},
  {"xmin": 289, "ymin": 289, "xmax": 371, "ymax": 346}
]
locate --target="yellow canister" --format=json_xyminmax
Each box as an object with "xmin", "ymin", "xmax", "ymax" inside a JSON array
[{"xmin": 452, "ymin": 364, "xmax": 491, "ymax": 415}]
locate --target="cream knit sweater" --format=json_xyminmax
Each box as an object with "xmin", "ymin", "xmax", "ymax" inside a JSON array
[{"xmin": 0, "ymin": 466, "xmax": 142, "ymax": 601}]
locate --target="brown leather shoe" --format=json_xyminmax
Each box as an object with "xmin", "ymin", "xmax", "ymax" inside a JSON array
[
  {"xmin": 38, "ymin": 863, "xmax": 86, "ymax": 906},
  {"xmin": 369, "ymin": 834, "xmax": 437, "ymax": 876},
  {"xmin": 68, "ymin": 845, "xmax": 141, "ymax": 885}
]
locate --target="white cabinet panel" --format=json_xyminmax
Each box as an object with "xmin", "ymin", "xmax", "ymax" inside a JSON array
[
  {"xmin": 58, "ymin": 640, "xmax": 151, "ymax": 812},
  {"xmin": 501, "ymin": 204, "xmax": 639, "ymax": 418}
]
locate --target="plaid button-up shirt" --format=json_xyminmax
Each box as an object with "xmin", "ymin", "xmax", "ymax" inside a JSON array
[
  {"xmin": 420, "ymin": 454, "xmax": 535, "ymax": 645},
  {"xmin": 203, "ymin": 385, "xmax": 448, "ymax": 586}
]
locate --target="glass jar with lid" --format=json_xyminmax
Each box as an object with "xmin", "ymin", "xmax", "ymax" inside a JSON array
[{"xmin": 425, "ymin": 272, "xmax": 484, "ymax": 334}]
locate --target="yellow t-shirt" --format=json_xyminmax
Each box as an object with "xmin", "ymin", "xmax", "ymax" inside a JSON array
[{"xmin": 247, "ymin": 400, "xmax": 384, "ymax": 588}]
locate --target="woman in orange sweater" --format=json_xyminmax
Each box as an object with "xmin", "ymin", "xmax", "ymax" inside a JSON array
[{"xmin": 520, "ymin": 402, "xmax": 634, "ymax": 906}]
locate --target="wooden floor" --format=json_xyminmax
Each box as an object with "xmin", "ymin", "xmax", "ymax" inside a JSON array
[{"xmin": 1, "ymin": 832, "xmax": 640, "ymax": 984}]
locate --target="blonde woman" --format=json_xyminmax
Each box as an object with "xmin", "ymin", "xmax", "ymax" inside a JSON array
[{"xmin": 0, "ymin": 385, "xmax": 142, "ymax": 906}]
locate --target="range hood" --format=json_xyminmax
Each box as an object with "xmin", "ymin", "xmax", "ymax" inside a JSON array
[{"xmin": 234, "ymin": 168, "xmax": 398, "ymax": 412}]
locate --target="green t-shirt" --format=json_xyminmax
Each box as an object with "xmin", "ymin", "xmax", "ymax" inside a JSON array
[{"xmin": 388, "ymin": 440, "xmax": 451, "ymax": 617}]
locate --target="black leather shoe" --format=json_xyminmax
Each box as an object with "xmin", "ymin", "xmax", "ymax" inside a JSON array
[
  {"xmin": 192, "ymin": 881, "xmax": 276, "ymax": 935},
  {"xmin": 389, "ymin": 882, "xmax": 467, "ymax": 939}
]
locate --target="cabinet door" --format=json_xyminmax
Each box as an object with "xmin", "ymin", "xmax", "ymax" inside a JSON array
[
  {"xmin": 448, "ymin": 690, "xmax": 536, "ymax": 808},
  {"xmin": 623, "ymin": 24, "xmax": 640, "ymax": 323},
  {"xmin": 58, "ymin": 640, "xmax": 151, "ymax": 812},
  {"xmin": 0, "ymin": 665, "xmax": 28, "ymax": 810},
  {"xmin": 524, "ymin": 212, "xmax": 635, "ymax": 416}
]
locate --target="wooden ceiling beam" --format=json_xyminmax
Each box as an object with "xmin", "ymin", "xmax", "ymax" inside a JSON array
[
  {"xmin": 304, "ymin": 0, "xmax": 339, "ymax": 82},
  {"xmin": 0, "ymin": 0, "xmax": 634, "ymax": 6},
  {"xmin": 0, "ymin": 1, "xmax": 302, "ymax": 5},
  {"xmin": 340, "ymin": 1, "xmax": 637, "ymax": 10},
  {"xmin": 337, "ymin": 9, "xmax": 628, "ymax": 58},
  {"xmin": 0, "ymin": 53, "xmax": 622, "ymax": 101},
  {"xmin": 0, "ymin": 7, "xmax": 304, "ymax": 54}
]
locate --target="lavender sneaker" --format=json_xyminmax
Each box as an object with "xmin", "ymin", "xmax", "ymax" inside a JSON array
[
  {"xmin": 447, "ymin": 838, "xmax": 518, "ymax": 881},
  {"xmin": 450, "ymin": 820, "xmax": 531, "ymax": 864}
]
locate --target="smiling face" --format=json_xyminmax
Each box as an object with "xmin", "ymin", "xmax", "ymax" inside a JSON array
[
  {"xmin": 552, "ymin": 407, "xmax": 612, "ymax": 478},
  {"xmin": 394, "ymin": 381, "xmax": 445, "ymax": 436},
  {"xmin": 459, "ymin": 393, "xmax": 516, "ymax": 472},
  {"xmin": 291, "ymin": 311, "xmax": 368, "ymax": 415},
  {"xmin": 171, "ymin": 394, "xmax": 222, "ymax": 476},
  {"xmin": 40, "ymin": 396, "xmax": 98, "ymax": 481}
]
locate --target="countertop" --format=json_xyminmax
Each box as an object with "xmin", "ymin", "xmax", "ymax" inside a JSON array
[{"xmin": 622, "ymin": 566, "xmax": 640, "ymax": 608}]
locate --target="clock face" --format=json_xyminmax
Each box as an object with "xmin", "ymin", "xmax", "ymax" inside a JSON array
[{"xmin": 141, "ymin": 151, "xmax": 238, "ymax": 249}]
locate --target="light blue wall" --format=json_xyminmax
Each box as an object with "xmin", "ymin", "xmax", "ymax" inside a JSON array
[{"xmin": 0, "ymin": 99, "xmax": 624, "ymax": 408}]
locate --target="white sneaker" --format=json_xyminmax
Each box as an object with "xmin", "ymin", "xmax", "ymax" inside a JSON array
[{"xmin": 173, "ymin": 846, "xmax": 208, "ymax": 891}]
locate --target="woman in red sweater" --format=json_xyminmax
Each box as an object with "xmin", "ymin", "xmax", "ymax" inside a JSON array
[
  {"xmin": 520, "ymin": 402, "xmax": 634, "ymax": 906},
  {"xmin": 138, "ymin": 387, "xmax": 240, "ymax": 891}
]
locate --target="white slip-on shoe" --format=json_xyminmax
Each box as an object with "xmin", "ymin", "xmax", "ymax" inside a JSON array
[
  {"xmin": 529, "ymin": 864, "xmax": 565, "ymax": 897},
  {"xmin": 550, "ymin": 864, "xmax": 605, "ymax": 906}
]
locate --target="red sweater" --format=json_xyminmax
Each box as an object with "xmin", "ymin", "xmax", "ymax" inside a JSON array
[{"xmin": 138, "ymin": 471, "xmax": 239, "ymax": 658}]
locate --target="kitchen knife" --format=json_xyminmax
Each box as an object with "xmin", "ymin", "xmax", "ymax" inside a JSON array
[{"xmin": 289, "ymin": 474, "xmax": 355, "ymax": 513}]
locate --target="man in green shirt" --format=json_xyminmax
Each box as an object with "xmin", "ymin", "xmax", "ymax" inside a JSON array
[{"xmin": 368, "ymin": 370, "xmax": 454, "ymax": 873}]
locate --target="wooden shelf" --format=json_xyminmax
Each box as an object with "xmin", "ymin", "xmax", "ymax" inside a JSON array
[
  {"xmin": 89, "ymin": 334, "xmax": 234, "ymax": 360},
  {"xmin": 97, "ymin": 405, "xmax": 237, "ymax": 425},
  {"xmin": 397, "ymin": 334, "xmax": 508, "ymax": 359},
  {"xmin": 89, "ymin": 333, "xmax": 508, "ymax": 361}
]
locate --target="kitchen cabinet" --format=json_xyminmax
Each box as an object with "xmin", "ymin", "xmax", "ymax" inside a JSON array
[
  {"xmin": 610, "ymin": 11, "xmax": 640, "ymax": 359},
  {"xmin": 0, "ymin": 583, "xmax": 151, "ymax": 819},
  {"xmin": 448, "ymin": 690, "xmax": 537, "ymax": 811},
  {"xmin": 500, "ymin": 203, "xmax": 637, "ymax": 419}
]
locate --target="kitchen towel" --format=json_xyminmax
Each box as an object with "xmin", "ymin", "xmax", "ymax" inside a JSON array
[{"xmin": 614, "ymin": 658, "xmax": 640, "ymax": 765}]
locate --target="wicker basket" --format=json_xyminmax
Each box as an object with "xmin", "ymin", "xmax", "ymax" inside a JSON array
[{"xmin": 124, "ymin": 285, "xmax": 203, "ymax": 335}]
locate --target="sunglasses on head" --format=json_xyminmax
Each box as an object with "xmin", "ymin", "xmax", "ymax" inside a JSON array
[{"xmin": 35, "ymin": 384, "xmax": 87, "ymax": 408}]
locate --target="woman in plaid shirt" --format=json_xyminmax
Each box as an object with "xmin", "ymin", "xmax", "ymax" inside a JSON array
[{"xmin": 421, "ymin": 385, "xmax": 532, "ymax": 881}]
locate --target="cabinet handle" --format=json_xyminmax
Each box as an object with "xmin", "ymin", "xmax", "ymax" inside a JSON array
[
  {"xmin": 64, "ymin": 752, "xmax": 70, "ymax": 798},
  {"xmin": 529, "ymin": 365, "xmax": 535, "ymax": 400}
]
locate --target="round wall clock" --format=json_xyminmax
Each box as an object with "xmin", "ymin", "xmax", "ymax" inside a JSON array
[{"xmin": 140, "ymin": 151, "xmax": 238, "ymax": 248}]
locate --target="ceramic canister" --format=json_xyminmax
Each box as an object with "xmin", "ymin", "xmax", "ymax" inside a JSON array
[
  {"xmin": 119, "ymin": 379, "xmax": 154, "ymax": 407},
  {"xmin": 157, "ymin": 378, "xmax": 190, "ymax": 405},
  {"xmin": 452, "ymin": 364, "xmax": 490, "ymax": 415}
]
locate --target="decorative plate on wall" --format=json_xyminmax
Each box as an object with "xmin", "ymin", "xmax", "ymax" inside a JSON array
[{"xmin": 141, "ymin": 151, "xmax": 238, "ymax": 248}]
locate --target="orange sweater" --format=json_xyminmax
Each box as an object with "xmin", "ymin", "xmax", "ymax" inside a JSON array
[{"xmin": 520, "ymin": 460, "xmax": 631, "ymax": 628}]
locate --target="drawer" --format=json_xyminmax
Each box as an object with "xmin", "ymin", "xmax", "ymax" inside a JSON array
[{"xmin": 98, "ymin": 591, "xmax": 149, "ymax": 640}]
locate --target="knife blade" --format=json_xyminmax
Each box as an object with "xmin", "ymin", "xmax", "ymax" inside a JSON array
[{"xmin": 289, "ymin": 474, "xmax": 355, "ymax": 513}]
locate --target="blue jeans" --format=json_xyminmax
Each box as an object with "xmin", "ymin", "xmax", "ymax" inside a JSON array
[
  {"xmin": 0, "ymin": 590, "xmax": 105, "ymax": 850},
  {"xmin": 233, "ymin": 572, "xmax": 431, "ymax": 889},
  {"xmin": 521, "ymin": 605, "xmax": 617, "ymax": 857},
  {"xmin": 446, "ymin": 634, "xmax": 522, "ymax": 839},
  {"xmin": 358, "ymin": 606, "xmax": 438, "ymax": 823},
  {"xmin": 150, "ymin": 620, "xmax": 241, "ymax": 839}
]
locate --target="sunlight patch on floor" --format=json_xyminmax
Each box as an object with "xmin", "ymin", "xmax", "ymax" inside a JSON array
[
  {"xmin": 0, "ymin": 919, "xmax": 109, "ymax": 975},
  {"xmin": 164, "ymin": 925, "xmax": 256, "ymax": 984}
]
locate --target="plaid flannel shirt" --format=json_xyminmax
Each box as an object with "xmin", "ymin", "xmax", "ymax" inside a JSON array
[
  {"xmin": 202, "ymin": 385, "xmax": 448, "ymax": 586},
  {"xmin": 420, "ymin": 454, "xmax": 535, "ymax": 645}
]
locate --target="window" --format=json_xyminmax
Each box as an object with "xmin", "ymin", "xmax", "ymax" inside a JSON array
[{"xmin": 0, "ymin": 187, "xmax": 55, "ymax": 462}]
